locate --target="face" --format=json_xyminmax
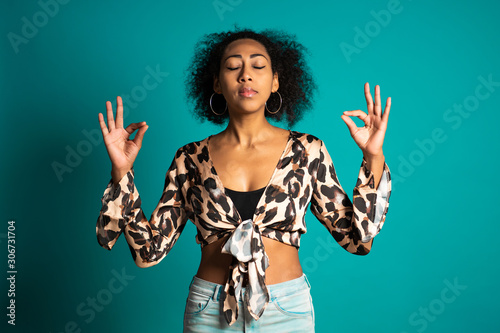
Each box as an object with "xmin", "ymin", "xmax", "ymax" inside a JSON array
[{"xmin": 213, "ymin": 38, "xmax": 279, "ymax": 115}]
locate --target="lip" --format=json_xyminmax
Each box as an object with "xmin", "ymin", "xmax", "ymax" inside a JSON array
[{"xmin": 239, "ymin": 87, "xmax": 257, "ymax": 97}]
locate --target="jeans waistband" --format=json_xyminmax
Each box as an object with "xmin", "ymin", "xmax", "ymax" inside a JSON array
[{"xmin": 188, "ymin": 273, "xmax": 311, "ymax": 302}]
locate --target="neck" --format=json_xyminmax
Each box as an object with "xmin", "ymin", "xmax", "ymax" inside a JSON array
[{"xmin": 222, "ymin": 112, "xmax": 276, "ymax": 148}]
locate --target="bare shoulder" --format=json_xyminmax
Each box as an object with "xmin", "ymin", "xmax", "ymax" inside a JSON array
[
  {"xmin": 263, "ymin": 127, "xmax": 290, "ymax": 151},
  {"xmin": 276, "ymin": 126, "xmax": 291, "ymax": 136},
  {"xmin": 271, "ymin": 126, "xmax": 291, "ymax": 140}
]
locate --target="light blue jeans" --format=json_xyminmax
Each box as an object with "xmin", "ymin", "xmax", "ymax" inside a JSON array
[{"xmin": 183, "ymin": 273, "xmax": 315, "ymax": 332}]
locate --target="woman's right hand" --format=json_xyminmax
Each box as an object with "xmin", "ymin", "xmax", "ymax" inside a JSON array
[{"xmin": 98, "ymin": 96, "xmax": 149, "ymax": 183}]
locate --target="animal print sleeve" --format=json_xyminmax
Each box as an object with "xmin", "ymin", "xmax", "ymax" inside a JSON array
[
  {"xmin": 96, "ymin": 149, "xmax": 189, "ymax": 267},
  {"xmin": 309, "ymin": 140, "xmax": 391, "ymax": 255}
]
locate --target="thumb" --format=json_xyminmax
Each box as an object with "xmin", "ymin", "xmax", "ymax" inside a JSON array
[{"xmin": 340, "ymin": 115, "xmax": 358, "ymax": 136}]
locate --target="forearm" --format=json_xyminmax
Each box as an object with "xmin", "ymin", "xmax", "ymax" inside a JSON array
[
  {"xmin": 363, "ymin": 153, "xmax": 385, "ymax": 189},
  {"xmin": 111, "ymin": 166, "xmax": 132, "ymax": 185}
]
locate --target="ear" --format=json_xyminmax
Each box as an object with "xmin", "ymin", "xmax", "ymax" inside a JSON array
[
  {"xmin": 271, "ymin": 72, "xmax": 279, "ymax": 92},
  {"xmin": 213, "ymin": 75, "xmax": 221, "ymax": 93}
]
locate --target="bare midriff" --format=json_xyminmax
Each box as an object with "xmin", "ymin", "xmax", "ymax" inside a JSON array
[{"xmin": 196, "ymin": 235, "xmax": 303, "ymax": 286}]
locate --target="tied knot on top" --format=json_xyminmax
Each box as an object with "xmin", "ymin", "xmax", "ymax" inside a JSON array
[{"xmin": 220, "ymin": 219, "xmax": 270, "ymax": 326}]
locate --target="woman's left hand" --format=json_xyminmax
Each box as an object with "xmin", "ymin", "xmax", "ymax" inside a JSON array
[{"xmin": 341, "ymin": 82, "xmax": 391, "ymax": 158}]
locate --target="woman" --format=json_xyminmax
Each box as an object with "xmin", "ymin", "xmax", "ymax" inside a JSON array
[{"xmin": 96, "ymin": 28, "xmax": 392, "ymax": 332}]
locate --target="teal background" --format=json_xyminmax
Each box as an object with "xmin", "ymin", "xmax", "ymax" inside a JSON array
[{"xmin": 2, "ymin": 0, "xmax": 499, "ymax": 332}]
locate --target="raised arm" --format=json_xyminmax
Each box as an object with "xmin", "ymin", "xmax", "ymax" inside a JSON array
[
  {"xmin": 95, "ymin": 96, "xmax": 189, "ymax": 268},
  {"xmin": 310, "ymin": 83, "xmax": 392, "ymax": 254}
]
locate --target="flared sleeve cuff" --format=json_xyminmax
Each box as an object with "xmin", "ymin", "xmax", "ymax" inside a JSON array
[
  {"xmin": 96, "ymin": 168, "xmax": 135, "ymax": 250},
  {"xmin": 354, "ymin": 159, "xmax": 392, "ymax": 242}
]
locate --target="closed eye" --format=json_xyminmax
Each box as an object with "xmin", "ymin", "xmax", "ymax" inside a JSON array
[{"xmin": 227, "ymin": 66, "xmax": 266, "ymax": 70}]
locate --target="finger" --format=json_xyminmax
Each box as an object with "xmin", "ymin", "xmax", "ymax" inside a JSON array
[
  {"xmin": 340, "ymin": 115, "xmax": 360, "ymax": 136},
  {"xmin": 124, "ymin": 121, "xmax": 147, "ymax": 135},
  {"xmin": 106, "ymin": 100, "xmax": 115, "ymax": 130},
  {"xmin": 374, "ymin": 85, "xmax": 381, "ymax": 117},
  {"xmin": 116, "ymin": 96, "xmax": 123, "ymax": 129},
  {"xmin": 98, "ymin": 112, "xmax": 109, "ymax": 136},
  {"xmin": 364, "ymin": 82, "xmax": 374, "ymax": 116},
  {"xmin": 343, "ymin": 110, "xmax": 369, "ymax": 123},
  {"xmin": 132, "ymin": 125, "xmax": 149, "ymax": 148},
  {"xmin": 382, "ymin": 96, "xmax": 391, "ymax": 122}
]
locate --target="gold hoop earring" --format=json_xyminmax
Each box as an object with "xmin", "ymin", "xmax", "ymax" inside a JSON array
[
  {"xmin": 210, "ymin": 93, "xmax": 227, "ymax": 116},
  {"xmin": 265, "ymin": 91, "xmax": 282, "ymax": 115}
]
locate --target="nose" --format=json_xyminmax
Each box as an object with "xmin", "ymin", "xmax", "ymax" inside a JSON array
[{"xmin": 238, "ymin": 64, "xmax": 252, "ymax": 82}]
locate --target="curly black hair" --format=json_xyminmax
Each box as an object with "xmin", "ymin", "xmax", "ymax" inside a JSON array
[{"xmin": 184, "ymin": 26, "xmax": 317, "ymax": 128}]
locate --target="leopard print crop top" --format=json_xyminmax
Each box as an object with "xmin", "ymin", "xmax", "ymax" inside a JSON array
[{"xmin": 96, "ymin": 130, "xmax": 392, "ymax": 326}]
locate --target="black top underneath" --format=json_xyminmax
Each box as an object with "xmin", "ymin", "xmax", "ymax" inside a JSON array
[{"xmin": 224, "ymin": 186, "xmax": 266, "ymax": 221}]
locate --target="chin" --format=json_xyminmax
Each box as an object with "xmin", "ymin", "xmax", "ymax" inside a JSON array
[{"xmin": 230, "ymin": 102, "xmax": 265, "ymax": 113}]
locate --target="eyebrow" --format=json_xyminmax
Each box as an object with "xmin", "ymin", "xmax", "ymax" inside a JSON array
[{"xmin": 223, "ymin": 53, "xmax": 268, "ymax": 63}]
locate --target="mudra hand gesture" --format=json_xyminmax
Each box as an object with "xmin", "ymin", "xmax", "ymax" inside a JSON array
[
  {"xmin": 341, "ymin": 83, "xmax": 391, "ymax": 158},
  {"xmin": 98, "ymin": 96, "xmax": 149, "ymax": 182}
]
